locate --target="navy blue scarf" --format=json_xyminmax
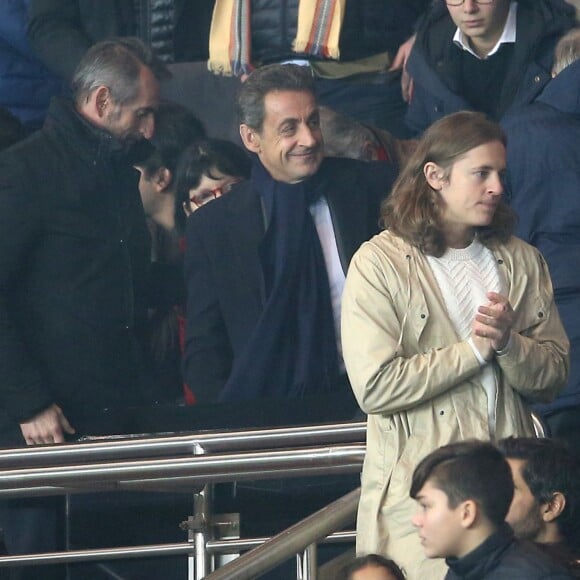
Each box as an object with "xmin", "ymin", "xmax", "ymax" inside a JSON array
[{"xmin": 219, "ymin": 158, "xmax": 340, "ymax": 401}]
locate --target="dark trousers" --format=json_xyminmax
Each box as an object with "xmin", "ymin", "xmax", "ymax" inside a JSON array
[{"xmin": 0, "ymin": 497, "xmax": 66, "ymax": 580}]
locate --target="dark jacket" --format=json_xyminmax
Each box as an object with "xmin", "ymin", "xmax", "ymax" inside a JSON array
[
  {"xmin": 0, "ymin": 97, "xmax": 152, "ymax": 443},
  {"xmin": 28, "ymin": 0, "xmax": 215, "ymax": 79},
  {"xmin": 249, "ymin": 0, "xmax": 431, "ymax": 65},
  {"xmin": 445, "ymin": 524, "xmax": 573, "ymax": 579},
  {"xmin": 0, "ymin": 0, "xmax": 62, "ymax": 129},
  {"xmin": 502, "ymin": 59, "xmax": 580, "ymax": 415},
  {"xmin": 406, "ymin": 0, "xmax": 575, "ymax": 135},
  {"xmin": 183, "ymin": 157, "xmax": 396, "ymax": 403}
]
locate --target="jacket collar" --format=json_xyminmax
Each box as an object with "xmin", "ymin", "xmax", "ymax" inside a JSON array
[
  {"xmin": 43, "ymin": 96, "xmax": 130, "ymax": 165},
  {"xmin": 453, "ymin": 1, "xmax": 517, "ymax": 60},
  {"xmin": 537, "ymin": 59, "xmax": 580, "ymax": 114},
  {"xmin": 446, "ymin": 523, "xmax": 515, "ymax": 579},
  {"xmin": 222, "ymin": 157, "xmax": 383, "ymax": 310}
]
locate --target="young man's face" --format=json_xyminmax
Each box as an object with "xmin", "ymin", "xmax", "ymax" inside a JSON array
[
  {"xmin": 447, "ymin": 0, "xmax": 511, "ymax": 56},
  {"xmin": 505, "ymin": 458, "xmax": 544, "ymax": 541},
  {"xmin": 412, "ymin": 481, "xmax": 468, "ymax": 559}
]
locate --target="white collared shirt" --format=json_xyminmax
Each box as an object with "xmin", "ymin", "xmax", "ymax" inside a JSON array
[
  {"xmin": 309, "ymin": 196, "xmax": 346, "ymax": 371},
  {"xmin": 453, "ymin": 1, "xmax": 517, "ymax": 60}
]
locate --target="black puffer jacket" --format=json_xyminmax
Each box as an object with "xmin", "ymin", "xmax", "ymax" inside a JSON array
[
  {"xmin": 250, "ymin": 0, "xmax": 431, "ymax": 64},
  {"xmin": 28, "ymin": 0, "xmax": 215, "ymax": 79}
]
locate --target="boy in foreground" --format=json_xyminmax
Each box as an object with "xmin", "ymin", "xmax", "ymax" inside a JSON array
[{"xmin": 410, "ymin": 440, "xmax": 572, "ymax": 579}]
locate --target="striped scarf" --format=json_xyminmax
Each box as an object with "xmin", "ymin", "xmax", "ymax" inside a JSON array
[{"xmin": 208, "ymin": 0, "xmax": 346, "ymax": 76}]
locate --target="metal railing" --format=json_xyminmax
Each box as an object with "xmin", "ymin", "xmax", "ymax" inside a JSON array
[
  {"xmin": 0, "ymin": 421, "xmax": 366, "ymax": 578},
  {"xmin": 206, "ymin": 488, "xmax": 360, "ymax": 580}
]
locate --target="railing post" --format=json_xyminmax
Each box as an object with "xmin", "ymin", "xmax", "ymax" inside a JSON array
[
  {"xmin": 193, "ymin": 443, "xmax": 212, "ymax": 580},
  {"xmin": 302, "ymin": 544, "xmax": 317, "ymax": 580}
]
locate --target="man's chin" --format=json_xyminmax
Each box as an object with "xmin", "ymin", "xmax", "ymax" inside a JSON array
[{"xmin": 297, "ymin": 156, "xmax": 323, "ymax": 174}]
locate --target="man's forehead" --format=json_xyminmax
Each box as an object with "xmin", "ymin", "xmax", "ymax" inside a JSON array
[
  {"xmin": 263, "ymin": 90, "xmax": 318, "ymax": 118},
  {"xmin": 134, "ymin": 65, "xmax": 160, "ymax": 104}
]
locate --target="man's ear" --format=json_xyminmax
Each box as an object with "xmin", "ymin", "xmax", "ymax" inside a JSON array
[
  {"xmin": 362, "ymin": 139, "xmax": 379, "ymax": 162},
  {"xmin": 424, "ymin": 161, "xmax": 445, "ymax": 190},
  {"xmin": 153, "ymin": 167, "xmax": 172, "ymax": 193},
  {"xmin": 542, "ymin": 492, "xmax": 566, "ymax": 523},
  {"xmin": 459, "ymin": 499, "xmax": 478, "ymax": 529},
  {"xmin": 94, "ymin": 86, "xmax": 111, "ymax": 119},
  {"xmin": 240, "ymin": 124, "xmax": 261, "ymax": 154}
]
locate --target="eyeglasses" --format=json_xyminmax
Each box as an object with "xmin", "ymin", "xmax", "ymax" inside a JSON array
[
  {"xmin": 188, "ymin": 180, "xmax": 241, "ymax": 210},
  {"xmin": 446, "ymin": 0, "xmax": 494, "ymax": 5}
]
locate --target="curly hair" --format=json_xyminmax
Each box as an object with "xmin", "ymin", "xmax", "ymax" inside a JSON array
[{"xmin": 381, "ymin": 111, "xmax": 515, "ymax": 257}]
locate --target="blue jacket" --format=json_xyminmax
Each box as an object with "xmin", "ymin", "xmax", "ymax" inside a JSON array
[
  {"xmin": 0, "ymin": 0, "xmax": 62, "ymax": 130},
  {"xmin": 405, "ymin": 0, "xmax": 575, "ymax": 135},
  {"xmin": 502, "ymin": 59, "xmax": 580, "ymax": 415}
]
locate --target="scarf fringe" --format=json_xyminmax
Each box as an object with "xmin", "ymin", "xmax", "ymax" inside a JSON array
[{"xmin": 208, "ymin": 0, "xmax": 345, "ymax": 76}]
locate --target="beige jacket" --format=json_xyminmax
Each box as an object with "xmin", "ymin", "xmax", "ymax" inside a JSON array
[{"xmin": 341, "ymin": 230, "xmax": 569, "ymax": 580}]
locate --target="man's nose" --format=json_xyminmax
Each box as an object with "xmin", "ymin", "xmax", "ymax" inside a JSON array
[
  {"xmin": 141, "ymin": 114, "xmax": 155, "ymax": 140},
  {"xmin": 463, "ymin": 0, "xmax": 479, "ymax": 12},
  {"xmin": 298, "ymin": 123, "xmax": 317, "ymax": 147},
  {"xmin": 411, "ymin": 511, "xmax": 422, "ymax": 528},
  {"xmin": 489, "ymin": 173, "xmax": 504, "ymax": 196}
]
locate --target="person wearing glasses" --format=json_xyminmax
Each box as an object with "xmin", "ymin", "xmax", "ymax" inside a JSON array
[
  {"xmin": 174, "ymin": 138, "xmax": 251, "ymax": 229},
  {"xmin": 405, "ymin": 0, "xmax": 575, "ymax": 135}
]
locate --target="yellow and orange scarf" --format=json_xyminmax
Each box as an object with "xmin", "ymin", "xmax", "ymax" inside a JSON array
[{"xmin": 208, "ymin": 0, "xmax": 346, "ymax": 76}]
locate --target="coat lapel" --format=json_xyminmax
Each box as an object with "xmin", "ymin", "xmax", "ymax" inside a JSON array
[
  {"xmin": 224, "ymin": 182, "xmax": 266, "ymax": 309},
  {"xmin": 325, "ymin": 167, "xmax": 369, "ymax": 274}
]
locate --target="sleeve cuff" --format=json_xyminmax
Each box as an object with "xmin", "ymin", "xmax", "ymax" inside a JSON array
[
  {"xmin": 494, "ymin": 333, "xmax": 513, "ymax": 357},
  {"xmin": 467, "ymin": 338, "xmax": 487, "ymax": 367}
]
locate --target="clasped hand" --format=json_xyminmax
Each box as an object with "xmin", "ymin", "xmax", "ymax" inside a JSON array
[{"xmin": 471, "ymin": 291, "xmax": 514, "ymax": 361}]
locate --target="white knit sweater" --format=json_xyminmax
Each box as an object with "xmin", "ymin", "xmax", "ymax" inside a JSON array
[{"xmin": 427, "ymin": 238, "xmax": 505, "ymax": 437}]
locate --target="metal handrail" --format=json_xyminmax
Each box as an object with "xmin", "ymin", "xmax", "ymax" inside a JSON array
[
  {"xmin": 0, "ymin": 421, "xmax": 366, "ymax": 468},
  {"xmin": 0, "ymin": 531, "xmax": 358, "ymax": 566},
  {"xmin": 206, "ymin": 488, "xmax": 361, "ymax": 580},
  {"xmin": 0, "ymin": 444, "xmax": 365, "ymax": 498},
  {"xmin": 0, "ymin": 421, "xmax": 366, "ymax": 577}
]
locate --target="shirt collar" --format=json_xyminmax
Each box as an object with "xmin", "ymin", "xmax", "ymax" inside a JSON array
[{"xmin": 453, "ymin": 1, "xmax": 517, "ymax": 60}]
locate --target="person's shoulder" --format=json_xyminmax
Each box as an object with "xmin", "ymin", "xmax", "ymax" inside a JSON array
[
  {"xmin": 354, "ymin": 229, "xmax": 412, "ymax": 268},
  {"xmin": 489, "ymin": 539, "xmax": 574, "ymax": 579},
  {"xmin": 0, "ymin": 128, "xmax": 51, "ymax": 175},
  {"xmin": 501, "ymin": 235, "xmax": 542, "ymax": 257},
  {"xmin": 186, "ymin": 180, "xmax": 258, "ymax": 230}
]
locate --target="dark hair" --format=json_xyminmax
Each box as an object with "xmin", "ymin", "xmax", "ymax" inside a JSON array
[
  {"xmin": 319, "ymin": 106, "xmax": 378, "ymax": 162},
  {"xmin": 237, "ymin": 63, "xmax": 315, "ymax": 130},
  {"xmin": 410, "ymin": 440, "xmax": 514, "ymax": 527},
  {"xmin": 341, "ymin": 554, "xmax": 406, "ymax": 580},
  {"xmin": 72, "ymin": 37, "xmax": 169, "ymax": 106},
  {"xmin": 139, "ymin": 101, "xmax": 206, "ymax": 178},
  {"xmin": 174, "ymin": 138, "xmax": 251, "ymax": 231},
  {"xmin": 381, "ymin": 111, "xmax": 515, "ymax": 257},
  {"xmin": 0, "ymin": 107, "xmax": 26, "ymax": 151},
  {"xmin": 498, "ymin": 437, "xmax": 580, "ymax": 548}
]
